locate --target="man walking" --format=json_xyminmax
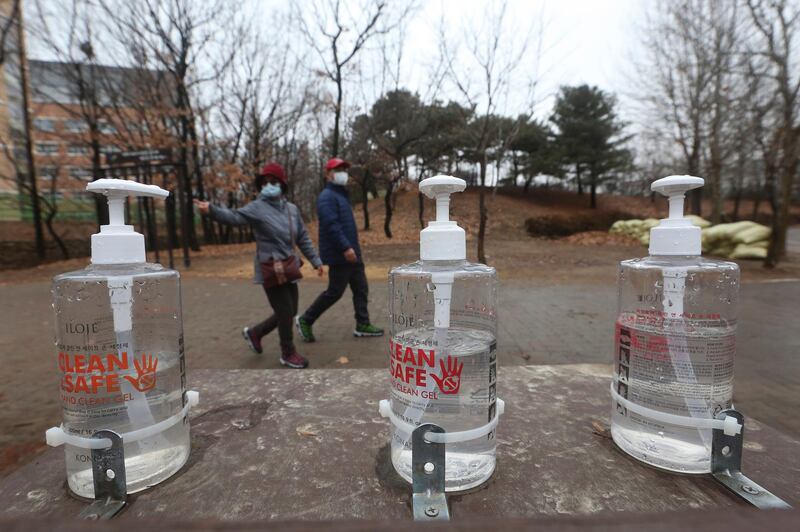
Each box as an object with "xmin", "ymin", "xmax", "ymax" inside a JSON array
[{"xmin": 296, "ymin": 158, "xmax": 383, "ymax": 341}]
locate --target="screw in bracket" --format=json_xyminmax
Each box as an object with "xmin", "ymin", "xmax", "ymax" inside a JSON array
[
  {"xmin": 425, "ymin": 506, "xmax": 440, "ymax": 517},
  {"xmin": 741, "ymin": 484, "xmax": 760, "ymax": 495}
]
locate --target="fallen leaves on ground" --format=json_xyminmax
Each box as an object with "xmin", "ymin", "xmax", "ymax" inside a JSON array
[
  {"xmin": 296, "ymin": 424, "xmax": 319, "ymax": 437},
  {"xmin": 558, "ymin": 231, "xmax": 640, "ymax": 247}
]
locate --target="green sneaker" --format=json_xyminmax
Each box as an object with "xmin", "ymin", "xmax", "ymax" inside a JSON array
[
  {"xmin": 354, "ymin": 323, "xmax": 384, "ymax": 337},
  {"xmin": 295, "ymin": 316, "xmax": 315, "ymax": 342}
]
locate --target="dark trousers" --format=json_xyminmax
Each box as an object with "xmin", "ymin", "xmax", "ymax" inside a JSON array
[
  {"xmin": 302, "ymin": 263, "xmax": 370, "ymax": 326},
  {"xmin": 251, "ymin": 282, "xmax": 299, "ymax": 355}
]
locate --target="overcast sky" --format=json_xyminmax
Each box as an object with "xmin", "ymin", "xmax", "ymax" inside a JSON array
[
  {"xmin": 403, "ymin": 0, "xmax": 643, "ymax": 118},
  {"xmin": 28, "ymin": 0, "xmax": 647, "ymax": 124}
]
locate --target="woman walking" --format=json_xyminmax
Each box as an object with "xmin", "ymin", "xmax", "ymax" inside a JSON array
[{"xmin": 194, "ymin": 162, "xmax": 323, "ymax": 368}]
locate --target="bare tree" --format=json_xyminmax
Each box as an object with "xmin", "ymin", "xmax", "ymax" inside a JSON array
[
  {"xmin": 0, "ymin": 142, "xmax": 70, "ymax": 259},
  {"xmin": 703, "ymin": 2, "xmax": 742, "ymax": 223},
  {"xmin": 636, "ymin": 1, "xmax": 742, "ymax": 219},
  {"xmin": 6, "ymin": 0, "xmax": 46, "ymax": 259},
  {"xmin": 103, "ymin": 0, "xmax": 241, "ymax": 256},
  {"xmin": 295, "ymin": 0, "xmax": 411, "ymax": 157},
  {"xmin": 438, "ymin": 0, "xmax": 541, "ymax": 263},
  {"xmin": 747, "ymin": 0, "xmax": 800, "ymax": 266}
]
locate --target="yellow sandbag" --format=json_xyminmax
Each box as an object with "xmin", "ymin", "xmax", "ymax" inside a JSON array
[
  {"xmin": 610, "ymin": 220, "xmax": 626, "ymax": 234},
  {"xmin": 642, "ymin": 218, "xmax": 660, "ymax": 229},
  {"xmin": 611, "ymin": 219, "xmax": 645, "ymax": 236},
  {"xmin": 703, "ymin": 221, "xmax": 758, "ymax": 242},
  {"xmin": 733, "ymin": 224, "xmax": 771, "ymax": 245},
  {"xmin": 639, "ymin": 233, "xmax": 650, "ymax": 246},
  {"xmin": 710, "ymin": 243, "xmax": 736, "ymax": 258},
  {"xmin": 731, "ymin": 243, "xmax": 768, "ymax": 260},
  {"xmin": 686, "ymin": 214, "xmax": 712, "ymax": 228},
  {"xmin": 750, "ymin": 240, "xmax": 769, "ymax": 249},
  {"xmin": 703, "ymin": 221, "xmax": 757, "ymax": 244}
]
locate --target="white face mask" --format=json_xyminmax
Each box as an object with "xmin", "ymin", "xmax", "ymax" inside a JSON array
[
  {"xmin": 260, "ymin": 183, "xmax": 282, "ymax": 198},
  {"xmin": 332, "ymin": 171, "xmax": 349, "ymax": 186}
]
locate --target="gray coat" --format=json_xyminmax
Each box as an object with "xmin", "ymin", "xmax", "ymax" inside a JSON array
[{"xmin": 209, "ymin": 196, "xmax": 322, "ymax": 284}]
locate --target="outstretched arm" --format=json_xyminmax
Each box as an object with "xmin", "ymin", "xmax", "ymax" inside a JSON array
[{"xmin": 195, "ymin": 199, "xmax": 250, "ymax": 226}]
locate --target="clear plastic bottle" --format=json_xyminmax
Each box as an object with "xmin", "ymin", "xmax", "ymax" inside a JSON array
[
  {"xmin": 386, "ymin": 176, "xmax": 498, "ymax": 492},
  {"xmin": 610, "ymin": 176, "xmax": 739, "ymax": 473},
  {"xmin": 50, "ymin": 179, "xmax": 191, "ymax": 497}
]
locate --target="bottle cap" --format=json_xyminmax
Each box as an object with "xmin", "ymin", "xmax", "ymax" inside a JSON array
[
  {"xmin": 86, "ymin": 178, "xmax": 169, "ymax": 264},
  {"xmin": 649, "ymin": 175, "xmax": 704, "ymax": 256},
  {"xmin": 418, "ymin": 175, "xmax": 466, "ymax": 261}
]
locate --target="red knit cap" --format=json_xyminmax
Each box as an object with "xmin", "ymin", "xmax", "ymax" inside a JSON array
[{"xmin": 259, "ymin": 162, "xmax": 287, "ymax": 186}]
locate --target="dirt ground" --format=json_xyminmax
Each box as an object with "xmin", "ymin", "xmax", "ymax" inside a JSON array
[
  {"xmin": 1, "ymin": 189, "xmax": 799, "ymax": 478},
  {"xmin": 3, "ymin": 186, "xmax": 797, "ymax": 270}
]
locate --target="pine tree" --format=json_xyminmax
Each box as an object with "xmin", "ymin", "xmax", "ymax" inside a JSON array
[{"xmin": 551, "ymin": 85, "xmax": 631, "ymax": 208}]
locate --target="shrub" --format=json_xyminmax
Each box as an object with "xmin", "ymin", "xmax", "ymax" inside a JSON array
[{"xmin": 525, "ymin": 210, "xmax": 633, "ymax": 238}]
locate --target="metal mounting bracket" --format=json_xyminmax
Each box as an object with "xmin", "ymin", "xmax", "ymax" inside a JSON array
[
  {"xmin": 78, "ymin": 430, "xmax": 128, "ymax": 520},
  {"xmin": 412, "ymin": 423, "xmax": 450, "ymax": 521},
  {"xmin": 711, "ymin": 409, "xmax": 791, "ymax": 510}
]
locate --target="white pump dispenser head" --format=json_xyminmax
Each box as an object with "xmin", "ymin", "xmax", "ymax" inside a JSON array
[
  {"xmin": 419, "ymin": 175, "xmax": 466, "ymax": 261},
  {"xmin": 87, "ymin": 178, "xmax": 169, "ymax": 264},
  {"xmin": 648, "ymin": 175, "xmax": 704, "ymax": 256}
]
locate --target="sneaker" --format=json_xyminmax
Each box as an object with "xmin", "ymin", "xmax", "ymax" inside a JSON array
[
  {"xmin": 295, "ymin": 316, "xmax": 315, "ymax": 342},
  {"xmin": 242, "ymin": 327, "xmax": 262, "ymax": 354},
  {"xmin": 354, "ymin": 323, "xmax": 384, "ymax": 337},
  {"xmin": 280, "ymin": 351, "xmax": 309, "ymax": 369}
]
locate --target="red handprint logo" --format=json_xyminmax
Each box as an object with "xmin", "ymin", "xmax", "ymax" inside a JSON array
[
  {"xmin": 123, "ymin": 354, "xmax": 158, "ymax": 392},
  {"xmin": 430, "ymin": 356, "xmax": 463, "ymax": 395}
]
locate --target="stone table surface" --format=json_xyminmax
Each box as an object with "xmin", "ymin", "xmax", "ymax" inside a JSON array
[{"xmin": 1, "ymin": 365, "xmax": 798, "ymax": 522}]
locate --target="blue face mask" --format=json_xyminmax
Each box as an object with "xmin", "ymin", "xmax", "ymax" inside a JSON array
[{"xmin": 261, "ymin": 183, "xmax": 282, "ymax": 198}]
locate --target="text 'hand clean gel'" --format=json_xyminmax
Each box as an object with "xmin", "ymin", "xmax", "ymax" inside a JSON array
[
  {"xmin": 380, "ymin": 175, "xmax": 501, "ymax": 492},
  {"xmin": 47, "ymin": 178, "xmax": 198, "ymax": 498}
]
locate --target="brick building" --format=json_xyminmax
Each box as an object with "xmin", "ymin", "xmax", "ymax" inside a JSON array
[
  {"xmin": 26, "ymin": 59, "xmax": 165, "ymax": 192},
  {"xmin": 0, "ymin": 4, "xmax": 170, "ymax": 220}
]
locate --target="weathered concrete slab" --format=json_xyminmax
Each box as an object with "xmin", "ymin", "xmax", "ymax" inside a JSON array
[{"xmin": 0, "ymin": 365, "xmax": 798, "ymax": 522}]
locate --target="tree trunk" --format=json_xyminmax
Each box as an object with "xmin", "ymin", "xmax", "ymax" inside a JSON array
[
  {"xmin": 478, "ymin": 157, "xmax": 488, "ymax": 264},
  {"xmin": 361, "ymin": 169, "xmax": 371, "ymax": 231},
  {"xmin": 176, "ymin": 165, "xmax": 191, "ymax": 267},
  {"xmin": 418, "ymin": 191, "xmax": 424, "ymax": 229},
  {"xmin": 164, "ymin": 178, "xmax": 177, "ymax": 270},
  {"xmin": 176, "ymin": 79, "xmax": 198, "ymax": 252},
  {"xmin": 575, "ymin": 163, "xmax": 583, "ymax": 195},
  {"xmin": 332, "ymin": 72, "xmax": 343, "ymax": 156},
  {"xmin": 709, "ymin": 156, "xmax": 723, "ymax": 224},
  {"xmin": 751, "ymin": 192, "xmax": 762, "ymax": 220},
  {"xmin": 589, "ymin": 168, "xmax": 598, "ymax": 209},
  {"xmin": 384, "ymin": 178, "xmax": 397, "ymax": 239},
  {"xmin": 188, "ymin": 113, "xmax": 210, "ymax": 245},
  {"xmin": 523, "ymin": 176, "xmax": 532, "ymax": 194},
  {"xmin": 689, "ymin": 129, "xmax": 703, "ymax": 215},
  {"xmin": 40, "ymin": 194, "xmax": 69, "ymax": 259},
  {"xmin": 765, "ymin": 137, "xmax": 797, "ymax": 267},
  {"xmin": 16, "ymin": 6, "xmax": 45, "ymax": 260}
]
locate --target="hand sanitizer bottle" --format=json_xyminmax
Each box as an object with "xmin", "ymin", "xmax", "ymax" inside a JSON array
[
  {"xmin": 380, "ymin": 175, "xmax": 500, "ymax": 492},
  {"xmin": 610, "ymin": 175, "xmax": 740, "ymax": 473},
  {"xmin": 47, "ymin": 178, "xmax": 196, "ymax": 498}
]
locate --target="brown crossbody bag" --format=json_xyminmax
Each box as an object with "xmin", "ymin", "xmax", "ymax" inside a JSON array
[{"xmin": 260, "ymin": 205, "xmax": 303, "ymax": 288}]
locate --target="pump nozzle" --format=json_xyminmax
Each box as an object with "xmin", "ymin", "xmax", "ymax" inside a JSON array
[
  {"xmin": 87, "ymin": 178, "xmax": 169, "ymax": 264},
  {"xmin": 649, "ymin": 175, "xmax": 704, "ymax": 256},
  {"xmin": 419, "ymin": 175, "xmax": 466, "ymax": 261}
]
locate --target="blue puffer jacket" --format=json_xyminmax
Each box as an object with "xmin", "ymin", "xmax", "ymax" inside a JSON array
[{"xmin": 317, "ymin": 183, "xmax": 361, "ymax": 265}]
